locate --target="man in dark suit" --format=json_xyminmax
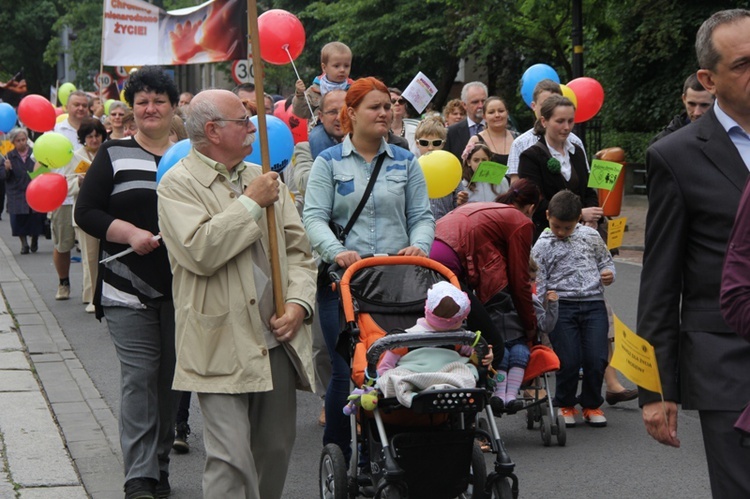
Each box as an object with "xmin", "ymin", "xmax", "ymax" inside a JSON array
[
  {"xmin": 638, "ymin": 9, "xmax": 750, "ymax": 496},
  {"xmin": 444, "ymin": 81, "xmax": 487, "ymax": 160}
]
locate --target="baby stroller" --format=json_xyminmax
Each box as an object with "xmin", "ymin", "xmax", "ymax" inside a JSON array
[
  {"xmin": 318, "ymin": 255, "xmax": 519, "ymax": 499},
  {"xmin": 479, "ymin": 292, "xmax": 565, "ymax": 447}
]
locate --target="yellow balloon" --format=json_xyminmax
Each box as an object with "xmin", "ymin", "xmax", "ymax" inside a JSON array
[
  {"xmin": 120, "ymin": 89, "xmax": 127, "ymax": 103},
  {"xmin": 560, "ymin": 84, "xmax": 578, "ymax": 108},
  {"xmin": 417, "ymin": 150, "xmax": 462, "ymax": 199},
  {"xmin": 33, "ymin": 132, "xmax": 74, "ymax": 169},
  {"xmin": 56, "ymin": 113, "xmax": 69, "ymax": 124}
]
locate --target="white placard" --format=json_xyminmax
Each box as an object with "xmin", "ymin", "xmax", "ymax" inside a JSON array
[{"xmin": 402, "ymin": 71, "xmax": 438, "ymax": 114}]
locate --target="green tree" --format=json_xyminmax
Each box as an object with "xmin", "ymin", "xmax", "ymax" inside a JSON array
[{"xmin": 0, "ymin": 0, "xmax": 61, "ymax": 94}]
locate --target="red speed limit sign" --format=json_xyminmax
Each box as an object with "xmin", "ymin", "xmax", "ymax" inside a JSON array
[
  {"xmin": 231, "ymin": 60, "xmax": 254, "ymax": 85},
  {"xmin": 95, "ymin": 72, "xmax": 113, "ymax": 89}
]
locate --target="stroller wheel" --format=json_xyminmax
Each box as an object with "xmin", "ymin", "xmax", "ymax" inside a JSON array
[
  {"xmin": 320, "ymin": 444, "xmax": 348, "ymax": 499},
  {"xmin": 491, "ymin": 478, "xmax": 513, "ymax": 499},
  {"xmin": 540, "ymin": 415, "xmax": 552, "ymax": 447},
  {"xmin": 457, "ymin": 442, "xmax": 488, "ymax": 498},
  {"xmin": 555, "ymin": 415, "xmax": 567, "ymax": 447}
]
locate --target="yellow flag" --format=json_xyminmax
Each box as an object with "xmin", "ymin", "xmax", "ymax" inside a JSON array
[
  {"xmin": 0, "ymin": 140, "xmax": 13, "ymax": 156},
  {"xmin": 607, "ymin": 217, "xmax": 627, "ymax": 250},
  {"xmin": 610, "ymin": 315, "xmax": 663, "ymax": 394}
]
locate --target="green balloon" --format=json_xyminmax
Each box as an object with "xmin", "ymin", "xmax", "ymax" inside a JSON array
[
  {"xmin": 104, "ymin": 99, "xmax": 116, "ymax": 115},
  {"xmin": 58, "ymin": 82, "xmax": 77, "ymax": 107},
  {"xmin": 34, "ymin": 132, "xmax": 74, "ymax": 169}
]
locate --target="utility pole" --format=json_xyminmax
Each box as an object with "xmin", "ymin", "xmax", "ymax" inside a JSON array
[{"xmin": 571, "ymin": 0, "xmax": 585, "ymax": 144}]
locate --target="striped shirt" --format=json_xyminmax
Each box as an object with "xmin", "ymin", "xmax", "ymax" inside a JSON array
[{"xmin": 74, "ymin": 137, "xmax": 172, "ymax": 311}]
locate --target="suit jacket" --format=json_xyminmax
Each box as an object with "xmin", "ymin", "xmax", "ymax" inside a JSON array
[
  {"xmin": 637, "ymin": 107, "xmax": 750, "ymax": 410},
  {"xmin": 445, "ymin": 119, "xmax": 471, "ymax": 161},
  {"xmin": 517, "ymin": 140, "xmax": 599, "ymax": 241}
]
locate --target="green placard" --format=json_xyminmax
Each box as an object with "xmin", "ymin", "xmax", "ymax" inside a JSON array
[
  {"xmin": 470, "ymin": 161, "xmax": 509, "ymax": 184},
  {"xmin": 588, "ymin": 159, "xmax": 623, "ymax": 191}
]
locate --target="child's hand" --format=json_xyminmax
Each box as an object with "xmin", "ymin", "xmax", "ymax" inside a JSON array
[
  {"xmin": 457, "ymin": 191, "xmax": 468, "ymax": 205},
  {"xmin": 546, "ymin": 290, "xmax": 558, "ymax": 302},
  {"xmin": 601, "ymin": 269, "xmax": 614, "ymax": 286},
  {"xmin": 295, "ymin": 79, "xmax": 306, "ymax": 97},
  {"xmin": 482, "ymin": 346, "xmax": 494, "ymax": 366}
]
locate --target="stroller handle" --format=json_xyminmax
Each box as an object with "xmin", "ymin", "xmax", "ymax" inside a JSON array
[{"xmin": 366, "ymin": 331, "xmax": 490, "ymax": 377}]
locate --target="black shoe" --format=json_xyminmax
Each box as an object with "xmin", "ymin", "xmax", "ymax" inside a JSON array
[
  {"xmin": 172, "ymin": 421, "xmax": 190, "ymax": 454},
  {"xmin": 155, "ymin": 471, "xmax": 171, "ymax": 498},
  {"xmin": 124, "ymin": 477, "xmax": 156, "ymax": 499},
  {"xmin": 20, "ymin": 245, "xmax": 29, "ymax": 255},
  {"xmin": 30, "ymin": 237, "xmax": 38, "ymax": 253},
  {"xmin": 490, "ymin": 395, "xmax": 505, "ymax": 413},
  {"xmin": 605, "ymin": 388, "xmax": 638, "ymax": 405}
]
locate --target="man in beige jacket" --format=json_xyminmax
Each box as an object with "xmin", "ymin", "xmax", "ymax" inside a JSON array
[{"xmin": 157, "ymin": 89, "xmax": 316, "ymax": 499}]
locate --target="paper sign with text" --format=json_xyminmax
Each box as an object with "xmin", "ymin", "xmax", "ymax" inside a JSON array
[
  {"xmin": 402, "ymin": 72, "xmax": 438, "ymax": 114},
  {"xmin": 588, "ymin": 159, "xmax": 623, "ymax": 191},
  {"xmin": 610, "ymin": 315, "xmax": 663, "ymax": 394},
  {"xmin": 74, "ymin": 160, "xmax": 91, "ymax": 175},
  {"xmin": 0, "ymin": 140, "xmax": 14, "ymax": 157},
  {"xmin": 607, "ymin": 217, "xmax": 627, "ymax": 250},
  {"xmin": 470, "ymin": 161, "xmax": 508, "ymax": 185},
  {"xmin": 28, "ymin": 165, "xmax": 51, "ymax": 180}
]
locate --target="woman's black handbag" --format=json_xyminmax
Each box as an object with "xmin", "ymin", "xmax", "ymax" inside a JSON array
[{"xmin": 317, "ymin": 154, "xmax": 385, "ymax": 288}]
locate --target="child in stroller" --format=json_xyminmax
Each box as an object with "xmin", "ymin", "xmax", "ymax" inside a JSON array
[{"xmin": 319, "ymin": 256, "xmax": 518, "ymax": 499}]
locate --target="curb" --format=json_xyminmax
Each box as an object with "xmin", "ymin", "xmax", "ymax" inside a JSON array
[{"xmin": 0, "ymin": 232, "xmax": 123, "ymax": 498}]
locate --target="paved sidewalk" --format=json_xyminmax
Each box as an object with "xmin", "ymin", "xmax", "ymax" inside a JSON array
[{"xmin": 0, "ymin": 232, "xmax": 122, "ymax": 498}]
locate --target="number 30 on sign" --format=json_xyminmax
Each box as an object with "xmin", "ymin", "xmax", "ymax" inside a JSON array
[{"xmin": 232, "ymin": 60, "xmax": 254, "ymax": 85}]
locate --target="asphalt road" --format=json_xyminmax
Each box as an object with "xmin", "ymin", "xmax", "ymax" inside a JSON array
[{"xmin": 0, "ymin": 218, "xmax": 711, "ymax": 498}]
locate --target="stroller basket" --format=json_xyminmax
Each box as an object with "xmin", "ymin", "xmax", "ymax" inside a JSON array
[{"xmin": 389, "ymin": 429, "xmax": 475, "ymax": 499}]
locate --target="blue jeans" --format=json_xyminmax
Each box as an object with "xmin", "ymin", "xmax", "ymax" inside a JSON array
[
  {"xmin": 498, "ymin": 337, "xmax": 530, "ymax": 371},
  {"xmin": 318, "ymin": 285, "xmax": 352, "ymax": 460},
  {"xmin": 549, "ymin": 300, "xmax": 608, "ymax": 409}
]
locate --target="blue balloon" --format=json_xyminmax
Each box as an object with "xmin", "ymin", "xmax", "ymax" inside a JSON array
[
  {"xmin": 0, "ymin": 102, "xmax": 17, "ymax": 134},
  {"xmin": 244, "ymin": 115, "xmax": 294, "ymax": 173},
  {"xmin": 156, "ymin": 139, "xmax": 191, "ymax": 184},
  {"xmin": 520, "ymin": 64, "xmax": 560, "ymax": 108}
]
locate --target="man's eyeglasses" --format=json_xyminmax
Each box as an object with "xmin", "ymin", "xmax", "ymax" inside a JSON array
[
  {"xmin": 215, "ymin": 115, "xmax": 253, "ymax": 126},
  {"xmin": 417, "ymin": 139, "xmax": 444, "ymax": 147},
  {"xmin": 391, "ymin": 98, "xmax": 406, "ymax": 105}
]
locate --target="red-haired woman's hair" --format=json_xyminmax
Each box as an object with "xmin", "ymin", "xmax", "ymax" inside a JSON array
[
  {"xmin": 495, "ymin": 178, "xmax": 541, "ymax": 207},
  {"xmin": 340, "ymin": 77, "xmax": 389, "ymax": 135}
]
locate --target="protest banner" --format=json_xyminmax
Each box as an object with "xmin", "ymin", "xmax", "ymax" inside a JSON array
[{"xmin": 102, "ymin": 0, "xmax": 248, "ymax": 66}]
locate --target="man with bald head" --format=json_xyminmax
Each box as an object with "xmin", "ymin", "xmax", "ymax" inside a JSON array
[{"xmin": 157, "ymin": 89, "xmax": 316, "ymax": 499}]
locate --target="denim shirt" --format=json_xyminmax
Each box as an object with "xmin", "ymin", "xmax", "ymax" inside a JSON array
[{"xmin": 303, "ymin": 135, "xmax": 435, "ymax": 263}]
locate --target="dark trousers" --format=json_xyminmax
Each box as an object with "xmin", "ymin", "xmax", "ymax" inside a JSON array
[{"xmin": 699, "ymin": 410, "xmax": 750, "ymax": 497}]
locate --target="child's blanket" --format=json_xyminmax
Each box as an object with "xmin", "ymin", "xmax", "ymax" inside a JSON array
[{"xmin": 377, "ymin": 348, "xmax": 477, "ymax": 408}]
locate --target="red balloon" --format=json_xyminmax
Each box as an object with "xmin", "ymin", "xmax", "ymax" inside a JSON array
[
  {"xmin": 566, "ymin": 77, "xmax": 605, "ymax": 123},
  {"xmin": 54, "ymin": 107, "xmax": 64, "ymax": 117},
  {"xmin": 18, "ymin": 95, "xmax": 57, "ymax": 133},
  {"xmin": 274, "ymin": 99, "xmax": 308, "ymax": 144},
  {"xmin": 25, "ymin": 173, "xmax": 68, "ymax": 213},
  {"xmin": 258, "ymin": 9, "xmax": 306, "ymax": 65}
]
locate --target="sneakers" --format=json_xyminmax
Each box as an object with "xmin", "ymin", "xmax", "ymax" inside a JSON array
[
  {"xmin": 172, "ymin": 422, "xmax": 190, "ymax": 454},
  {"xmin": 583, "ymin": 408, "xmax": 607, "ymax": 427},
  {"xmin": 124, "ymin": 477, "xmax": 156, "ymax": 499},
  {"xmin": 85, "ymin": 303, "xmax": 96, "ymax": 314},
  {"xmin": 155, "ymin": 471, "xmax": 171, "ymax": 498},
  {"xmin": 55, "ymin": 284, "xmax": 70, "ymax": 300},
  {"xmin": 558, "ymin": 407, "xmax": 579, "ymax": 427}
]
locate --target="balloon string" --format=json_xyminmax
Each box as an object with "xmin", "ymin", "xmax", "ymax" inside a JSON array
[{"xmin": 284, "ymin": 46, "xmax": 317, "ymax": 126}]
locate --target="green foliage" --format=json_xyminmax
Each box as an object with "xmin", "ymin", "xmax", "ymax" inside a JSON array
[
  {"xmin": 600, "ymin": 130, "xmax": 654, "ymax": 164},
  {"xmin": 0, "ymin": 0, "xmax": 61, "ymax": 94}
]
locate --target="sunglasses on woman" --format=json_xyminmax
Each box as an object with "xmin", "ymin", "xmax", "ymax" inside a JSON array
[
  {"xmin": 417, "ymin": 139, "xmax": 444, "ymax": 147},
  {"xmin": 391, "ymin": 98, "xmax": 406, "ymax": 105}
]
